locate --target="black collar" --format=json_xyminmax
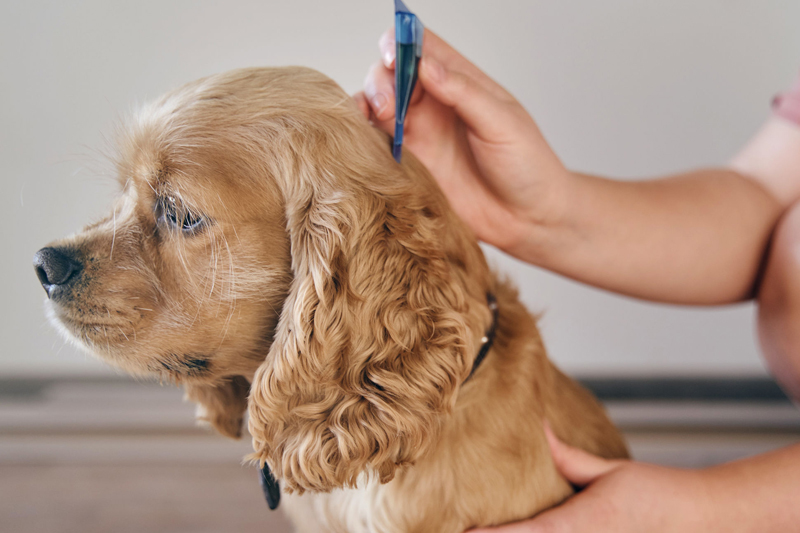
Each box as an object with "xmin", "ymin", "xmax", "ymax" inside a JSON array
[
  {"xmin": 259, "ymin": 465, "xmax": 280, "ymax": 510},
  {"xmin": 259, "ymin": 292, "xmax": 499, "ymax": 510},
  {"xmin": 464, "ymin": 292, "xmax": 499, "ymax": 383}
]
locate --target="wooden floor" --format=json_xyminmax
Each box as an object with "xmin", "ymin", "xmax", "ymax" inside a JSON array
[
  {"xmin": 1, "ymin": 377, "xmax": 799, "ymax": 532},
  {"xmin": 0, "ymin": 464, "xmax": 294, "ymax": 533}
]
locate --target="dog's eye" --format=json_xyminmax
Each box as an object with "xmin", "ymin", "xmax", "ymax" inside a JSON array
[
  {"xmin": 156, "ymin": 196, "xmax": 205, "ymax": 235},
  {"xmin": 179, "ymin": 211, "xmax": 204, "ymax": 232}
]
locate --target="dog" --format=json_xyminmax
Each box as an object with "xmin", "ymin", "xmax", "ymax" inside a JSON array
[{"xmin": 33, "ymin": 66, "xmax": 628, "ymax": 532}]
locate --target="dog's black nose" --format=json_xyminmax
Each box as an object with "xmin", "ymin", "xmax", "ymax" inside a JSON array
[{"xmin": 33, "ymin": 247, "xmax": 82, "ymax": 298}]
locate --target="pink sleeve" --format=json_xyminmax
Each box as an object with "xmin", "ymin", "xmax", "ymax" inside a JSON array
[{"xmin": 773, "ymin": 73, "xmax": 800, "ymax": 126}]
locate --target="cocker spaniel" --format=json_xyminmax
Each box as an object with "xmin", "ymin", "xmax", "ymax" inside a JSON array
[{"xmin": 34, "ymin": 67, "xmax": 628, "ymax": 532}]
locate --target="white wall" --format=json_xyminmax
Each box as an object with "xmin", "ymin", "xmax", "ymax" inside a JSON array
[{"xmin": 3, "ymin": 0, "xmax": 799, "ymax": 377}]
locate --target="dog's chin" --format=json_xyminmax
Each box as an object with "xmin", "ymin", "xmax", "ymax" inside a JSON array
[
  {"xmin": 44, "ymin": 301, "xmax": 100, "ymax": 354},
  {"xmin": 44, "ymin": 300, "xmax": 134, "ymax": 363}
]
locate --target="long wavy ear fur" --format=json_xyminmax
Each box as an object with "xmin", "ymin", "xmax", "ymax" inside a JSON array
[
  {"xmin": 247, "ymin": 104, "xmax": 490, "ymax": 492},
  {"xmin": 185, "ymin": 376, "xmax": 250, "ymax": 439}
]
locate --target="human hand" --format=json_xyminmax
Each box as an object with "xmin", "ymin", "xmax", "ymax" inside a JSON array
[
  {"xmin": 469, "ymin": 424, "xmax": 714, "ymax": 533},
  {"xmin": 354, "ymin": 28, "xmax": 573, "ymax": 257}
]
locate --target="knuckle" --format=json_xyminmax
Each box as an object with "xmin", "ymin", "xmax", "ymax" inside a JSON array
[{"xmin": 447, "ymin": 70, "xmax": 469, "ymax": 96}]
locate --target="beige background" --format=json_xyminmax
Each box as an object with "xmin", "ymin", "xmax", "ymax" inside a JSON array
[{"xmin": 3, "ymin": 0, "xmax": 800, "ymax": 377}]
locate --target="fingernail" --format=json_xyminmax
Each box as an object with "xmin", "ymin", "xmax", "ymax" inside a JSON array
[
  {"xmin": 383, "ymin": 47, "xmax": 395, "ymax": 67},
  {"xmin": 371, "ymin": 93, "xmax": 388, "ymax": 116},
  {"xmin": 379, "ymin": 29, "xmax": 395, "ymax": 66},
  {"xmin": 422, "ymin": 57, "xmax": 444, "ymax": 83}
]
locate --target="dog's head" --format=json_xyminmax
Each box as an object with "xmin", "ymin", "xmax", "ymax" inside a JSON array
[{"xmin": 35, "ymin": 67, "xmax": 494, "ymax": 492}]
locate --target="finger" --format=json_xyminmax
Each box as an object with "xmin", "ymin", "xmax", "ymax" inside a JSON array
[
  {"xmin": 379, "ymin": 27, "xmax": 396, "ymax": 68},
  {"xmin": 417, "ymin": 56, "xmax": 515, "ymax": 143},
  {"xmin": 380, "ymin": 27, "xmax": 509, "ymax": 101},
  {"xmin": 369, "ymin": 109, "xmax": 395, "ymax": 137},
  {"xmin": 363, "ymin": 61, "xmax": 396, "ymax": 122},
  {"xmin": 543, "ymin": 422, "xmax": 623, "ymax": 487},
  {"xmin": 421, "ymin": 29, "xmax": 503, "ymax": 96},
  {"xmin": 352, "ymin": 91, "xmax": 371, "ymax": 120}
]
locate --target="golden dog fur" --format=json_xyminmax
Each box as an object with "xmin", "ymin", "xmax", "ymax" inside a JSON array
[{"xmin": 40, "ymin": 67, "xmax": 628, "ymax": 532}]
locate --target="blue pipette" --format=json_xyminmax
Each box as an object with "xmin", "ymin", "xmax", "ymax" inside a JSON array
[{"xmin": 393, "ymin": 0, "xmax": 423, "ymax": 162}]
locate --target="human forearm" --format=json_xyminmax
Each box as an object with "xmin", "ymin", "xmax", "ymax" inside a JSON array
[
  {"xmin": 511, "ymin": 168, "xmax": 782, "ymax": 304},
  {"xmin": 702, "ymin": 442, "xmax": 800, "ymax": 533}
]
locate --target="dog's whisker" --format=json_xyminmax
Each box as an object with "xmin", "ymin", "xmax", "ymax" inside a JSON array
[
  {"xmin": 109, "ymin": 205, "xmax": 117, "ymax": 261},
  {"xmin": 176, "ymin": 235, "xmax": 198, "ymax": 295},
  {"xmin": 208, "ymin": 232, "xmax": 218, "ymax": 297},
  {"xmin": 217, "ymin": 302, "xmax": 236, "ymax": 349},
  {"xmin": 185, "ymin": 243, "xmax": 213, "ymax": 328},
  {"xmin": 225, "ymin": 241, "xmax": 237, "ymax": 305},
  {"xmin": 231, "ymin": 226, "xmax": 242, "ymax": 246},
  {"xmin": 133, "ymin": 307, "xmax": 153, "ymax": 312},
  {"xmin": 216, "ymin": 234, "xmax": 238, "ymax": 348}
]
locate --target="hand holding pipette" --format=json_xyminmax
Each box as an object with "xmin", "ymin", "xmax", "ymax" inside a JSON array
[{"xmin": 357, "ymin": 27, "xmax": 567, "ymax": 254}]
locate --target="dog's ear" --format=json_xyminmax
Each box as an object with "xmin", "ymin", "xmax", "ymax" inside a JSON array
[
  {"xmin": 185, "ymin": 376, "xmax": 250, "ymax": 439},
  {"xmin": 248, "ymin": 153, "xmax": 484, "ymax": 493}
]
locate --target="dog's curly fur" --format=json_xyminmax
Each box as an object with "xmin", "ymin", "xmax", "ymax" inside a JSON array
[{"xmin": 39, "ymin": 67, "xmax": 627, "ymax": 532}]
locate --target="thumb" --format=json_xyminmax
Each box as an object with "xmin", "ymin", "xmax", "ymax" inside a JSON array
[
  {"xmin": 418, "ymin": 56, "xmax": 515, "ymax": 143},
  {"xmin": 544, "ymin": 422, "xmax": 623, "ymax": 487}
]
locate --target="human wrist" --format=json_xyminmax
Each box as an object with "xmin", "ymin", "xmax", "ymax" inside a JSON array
[{"xmin": 502, "ymin": 166, "xmax": 578, "ymax": 266}]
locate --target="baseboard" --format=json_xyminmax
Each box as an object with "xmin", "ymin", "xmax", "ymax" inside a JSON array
[{"xmin": 0, "ymin": 375, "xmax": 792, "ymax": 402}]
